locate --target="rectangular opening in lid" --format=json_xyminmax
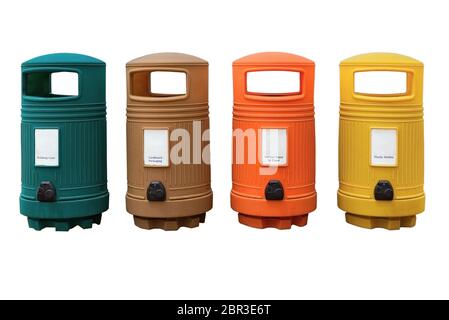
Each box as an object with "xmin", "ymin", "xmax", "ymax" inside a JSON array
[
  {"xmin": 150, "ymin": 71, "xmax": 186, "ymax": 96},
  {"xmin": 24, "ymin": 71, "xmax": 79, "ymax": 98},
  {"xmin": 246, "ymin": 71, "xmax": 301, "ymax": 96},
  {"xmin": 354, "ymin": 71, "xmax": 408, "ymax": 96},
  {"xmin": 51, "ymin": 72, "xmax": 79, "ymax": 97},
  {"xmin": 129, "ymin": 71, "xmax": 187, "ymax": 98}
]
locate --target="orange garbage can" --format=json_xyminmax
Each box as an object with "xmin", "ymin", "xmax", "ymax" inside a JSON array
[{"xmin": 231, "ymin": 52, "xmax": 317, "ymax": 229}]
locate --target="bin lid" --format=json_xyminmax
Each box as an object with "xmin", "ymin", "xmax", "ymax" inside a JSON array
[
  {"xmin": 22, "ymin": 53, "xmax": 105, "ymax": 66},
  {"xmin": 127, "ymin": 52, "xmax": 207, "ymax": 66},
  {"xmin": 340, "ymin": 53, "xmax": 422, "ymax": 67},
  {"xmin": 233, "ymin": 52, "xmax": 314, "ymax": 66}
]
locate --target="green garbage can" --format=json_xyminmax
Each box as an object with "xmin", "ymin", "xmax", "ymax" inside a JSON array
[{"xmin": 20, "ymin": 53, "xmax": 109, "ymax": 231}]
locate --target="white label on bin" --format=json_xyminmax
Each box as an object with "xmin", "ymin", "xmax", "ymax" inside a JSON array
[
  {"xmin": 35, "ymin": 129, "xmax": 59, "ymax": 166},
  {"xmin": 144, "ymin": 129, "xmax": 169, "ymax": 167},
  {"xmin": 371, "ymin": 128, "xmax": 397, "ymax": 166},
  {"xmin": 261, "ymin": 129, "xmax": 287, "ymax": 165}
]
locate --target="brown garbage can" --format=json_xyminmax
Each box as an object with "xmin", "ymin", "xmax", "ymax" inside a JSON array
[{"xmin": 126, "ymin": 52, "xmax": 213, "ymax": 230}]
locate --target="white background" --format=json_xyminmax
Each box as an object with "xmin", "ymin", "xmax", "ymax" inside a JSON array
[{"xmin": 0, "ymin": 0, "xmax": 447, "ymax": 300}]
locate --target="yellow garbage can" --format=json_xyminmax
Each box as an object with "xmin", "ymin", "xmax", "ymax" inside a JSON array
[{"xmin": 338, "ymin": 52, "xmax": 425, "ymax": 230}]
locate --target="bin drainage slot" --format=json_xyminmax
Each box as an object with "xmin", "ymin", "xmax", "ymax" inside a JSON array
[
  {"xmin": 265, "ymin": 180, "xmax": 284, "ymax": 200},
  {"xmin": 37, "ymin": 181, "xmax": 56, "ymax": 202},
  {"xmin": 147, "ymin": 181, "xmax": 166, "ymax": 201},
  {"xmin": 374, "ymin": 180, "xmax": 394, "ymax": 201}
]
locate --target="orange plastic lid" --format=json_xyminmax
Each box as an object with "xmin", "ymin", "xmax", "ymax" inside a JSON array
[{"xmin": 233, "ymin": 52, "xmax": 314, "ymax": 66}]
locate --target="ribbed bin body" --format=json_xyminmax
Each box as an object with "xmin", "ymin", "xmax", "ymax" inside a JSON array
[
  {"xmin": 126, "ymin": 53, "xmax": 212, "ymax": 230},
  {"xmin": 338, "ymin": 53, "xmax": 425, "ymax": 229},
  {"xmin": 231, "ymin": 52, "xmax": 317, "ymax": 229},
  {"xmin": 20, "ymin": 53, "xmax": 109, "ymax": 231}
]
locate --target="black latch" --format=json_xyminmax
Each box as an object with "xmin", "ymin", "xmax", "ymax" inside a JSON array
[
  {"xmin": 147, "ymin": 181, "xmax": 166, "ymax": 201},
  {"xmin": 265, "ymin": 180, "xmax": 284, "ymax": 200},
  {"xmin": 374, "ymin": 180, "xmax": 394, "ymax": 201},
  {"xmin": 37, "ymin": 181, "xmax": 56, "ymax": 202}
]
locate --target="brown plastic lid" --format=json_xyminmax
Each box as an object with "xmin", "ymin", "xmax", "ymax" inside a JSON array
[{"xmin": 127, "ymin": 52, "xmax": 208, "ymax": 66}]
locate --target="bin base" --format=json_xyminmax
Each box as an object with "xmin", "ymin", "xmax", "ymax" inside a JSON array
[
  {"xmin": 345, "ymin": 212, "xmax": 416, "ymax": 230},
  {"xmin": 231, "ymin": 191, "xmax": 316, "ymax": 218},
  {"xmin": 27, "ymin": 214, "xmax": 102, "ymax": 232},
  {"xmin": 238, "ymin": 213, "xmax": 308, "ymax": 230},
  {"xmin": 133, "ymin": 213, "xmax": 206, "ymax": 231}
]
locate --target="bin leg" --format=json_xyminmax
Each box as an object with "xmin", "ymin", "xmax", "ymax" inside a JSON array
[
  {"xmin": 345, "ymin": 213, "xmax": 416, "ymax": 230},
  {"xmin": 133, "ymin": 213, "xmax": 207, "ymax": 231},
  {"xmin": 27, "ymin": 214, "xmax": 102, "ymax": 231},
  {"xmin": 238, "ymin": 214, "xmax": 309, "ymax": 230}
]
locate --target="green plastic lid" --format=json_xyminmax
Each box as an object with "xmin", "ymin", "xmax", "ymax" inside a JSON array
[{"xmin": 22, "ymin": 53, "xmax": 105, "ymax": 67}]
